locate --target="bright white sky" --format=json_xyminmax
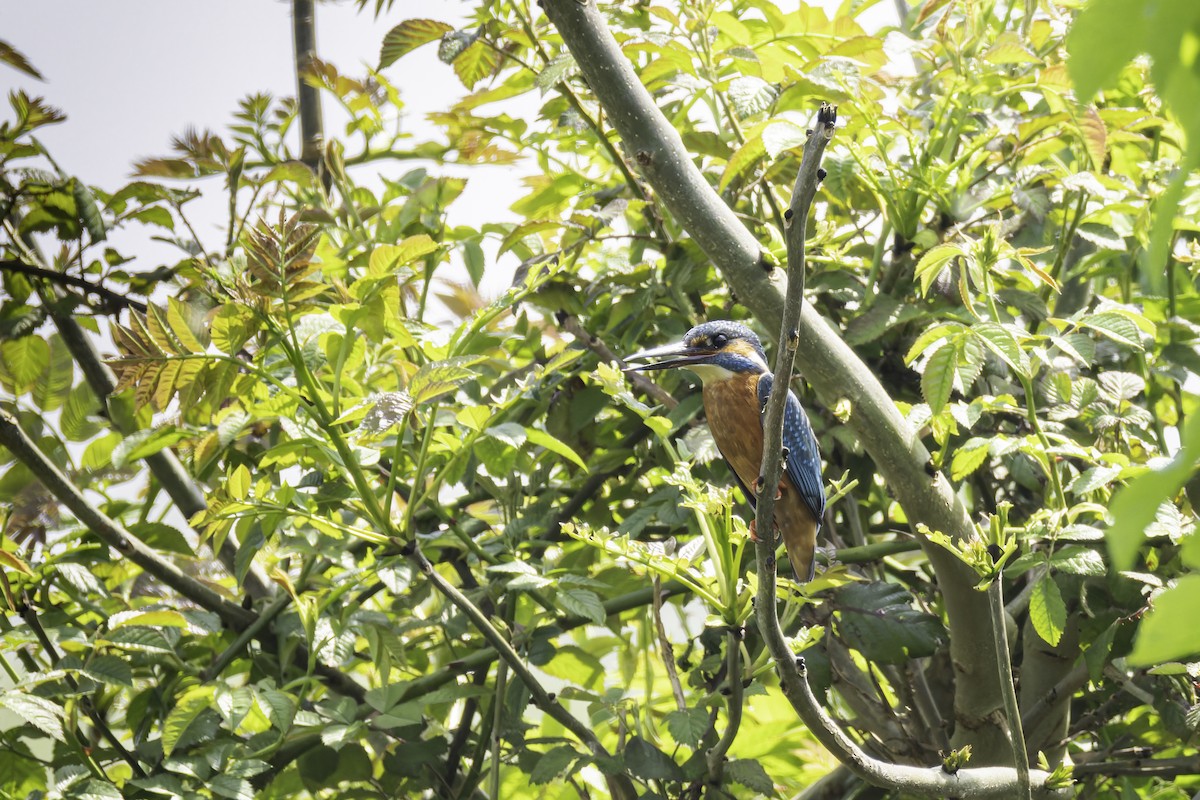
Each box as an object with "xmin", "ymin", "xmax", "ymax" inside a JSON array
[{"xmin": 2, "ymin": 0, "xmax": 893, "ymax": 300}]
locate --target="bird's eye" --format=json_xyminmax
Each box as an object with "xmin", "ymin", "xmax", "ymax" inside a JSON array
[{"xmin": 712, "ymin": 333, "xmax": 728, "ymax": 347}]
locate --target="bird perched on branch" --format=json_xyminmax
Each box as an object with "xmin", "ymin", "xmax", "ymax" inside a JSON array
[{"xmin": 624, "ymin": 320, "xmax": 825, "ymax": 581}]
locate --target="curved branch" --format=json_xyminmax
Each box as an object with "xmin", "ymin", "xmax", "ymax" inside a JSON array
[{"xmin": 541, "ymin": 0, "xmax": 1007, "ymax": 759}]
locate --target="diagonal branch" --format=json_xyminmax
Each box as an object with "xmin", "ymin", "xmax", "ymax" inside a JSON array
[
  {"xmin": 541, "ymin": 0, "xmax": 1007, "ymax": 761},
  {"xmin": 410, "ymin": 544, "xmax": 637, "ymax": 800},
  {"xmin": 0, "ymin": 410, "xmax": 256, "ymax": 630},
  {"xmin": 0, "ymin": 411, "xmax": 365, "ymax": 701}
]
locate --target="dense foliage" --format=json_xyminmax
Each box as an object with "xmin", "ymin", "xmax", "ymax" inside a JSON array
[{"xmin": 1, "ymin": 0, "xmax": 1198, "ymax": 798}]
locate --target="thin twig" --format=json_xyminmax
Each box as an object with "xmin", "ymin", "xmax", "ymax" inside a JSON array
[
  {"xmin": 411, "ymin": 544, "xmax": 637, "ymax": 800},
  {"xmin": 988, "ymin": 579, "xmax": 1031, "ymax": 799},
  {"xmin": 651, "ymin": 576, "xmax": 687, "ymax": 712},
  {"xmin": 0, "ymin": 258, "xmax": 148, "ymax": 313}
]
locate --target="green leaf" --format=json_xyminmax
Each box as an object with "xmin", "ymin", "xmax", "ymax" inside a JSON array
[
  {"xmin": 761, "ymin": 119, "xmax": 807, "ymax": 159},
  {"xmin": 556, "ymin": 587, "xmax": 606, "ymax": 624},
  {"xmin": 0, "ymin": 691, "xmax": 65, "ymax": 742},
  {"xmin": 369, "ymin": 236, "xmax": 437, "ymax": 275},
  {"xmin": 718, "ymin": 132, "xmax": 765, "ymax": 191},
  {"xmin": 971, "ymin": 322, "xmax": 1029, "ymax": 378},
  {"xmin": 950, "ymin": 437, "xmax": 991, "ymax": 481},
  {"xmin": 624, "ymin": 735, "xmax": 683, "ymax": 781},
  {"xmin": 409, "ymin": 355, "xmax": 485, "ymax": 405},
  {"xmin": 379, "ymin": 19, "xmax": 454, "ymax": 69},
  {"xmin": 1107, "ymin": 413, "xmax": 1200, "ymax": 570},
  {"xmin": 921, "ymin": 341, "xmax": 957, "ymax": 415},
  {"xmin": 835, "ymin": 582, "xmax": 944, "ymax": 663},
  {"xmin": 664, "ymin": 707, "xmax": 710, "ymax": 748},
  {"xmin": 162, "ymin": 685, "xmax": 215, "ymax": 756},
  {"xmin": 726, "ymin": 758, "xmax": 776, "ymax": 796},
  {"xmin": 535, "ymin": 52, "xmax": 578, "ymax": 93},
  {"xmin": 0, "ymin": 39, "xmax": 44, "ymax": 80},
  {"xmin": 1066, "ymin": 0, "xmax": 1146, "ymax": 100},
  {"xmin": 453, "ymin": 39, "xmax": 500, "ymax": 90},
  {"xmin": 1029, "ymin": 574, "xmax": 1066, "ymax": 646},
  {"xmin": 111, "ymin": 426, "xmax": 191, "ymax": 469},
  {"xmin": 1050, "ymin": 546, "xmax": 1105, "ymax": 577},
  {"xmin": 1129, "ymin": 574, "xmax": 1200, "ymax": 666},
  {"xmin": 82, "ymin": 655, "xmax": 133, "ymax": 687},
  {"xmin": 914, "ymin": 244, "xmax": 962, "ymax": 296},
  {"xmin": 727, "ymin": 76, "xmax": 778, "ymax": 118},
  {"xmin": 128, "ymin": 522, "xmax": 193, "ymax": 555},
  {"xmin": 525, "ymin": 427, "xmax": 588, "ymax": 471},
  {"xmin": 1, "ymin": 336, "xmax": 49, "ymax": 394},
  {"xmin": 529, "ymin": 745, "xmax": 579, "ymax": 784},
  {"xmin": 71, "ymin": 178, "xmax": 107, "ymax": 242},
  {"xmin": 210, "ymin": 304, "xmax": 256, "ymax": 354},
  {"xmin": 31, "ymin": 335, "xmax": 74, "ymax": 413},
  {"xmin": 110, "ymin": 610, "xmax": 189, "ymax": 629}
]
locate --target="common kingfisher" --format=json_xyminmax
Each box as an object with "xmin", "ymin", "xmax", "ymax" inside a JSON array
[{"xmin": 625, "ymin": 321, "xmax": 826, "ymax": 581}]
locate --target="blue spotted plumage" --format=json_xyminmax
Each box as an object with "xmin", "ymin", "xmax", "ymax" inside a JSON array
[{"xmin": 625, "ymin": 321, "xmax": 826, "ymax": 581}]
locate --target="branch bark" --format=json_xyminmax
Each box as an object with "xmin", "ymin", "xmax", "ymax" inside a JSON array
[{"xmin": 541, "ymin": 0, "xmax": 1007, "ymax": 761}]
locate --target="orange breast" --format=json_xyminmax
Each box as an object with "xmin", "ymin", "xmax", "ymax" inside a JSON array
[
  {"xmin": 703, "ymin": 375, "xmax": 765, "ymax": 493},
  {"xmin": 703, "ymin": 375, "xmax": 819, "ymax": 580}
]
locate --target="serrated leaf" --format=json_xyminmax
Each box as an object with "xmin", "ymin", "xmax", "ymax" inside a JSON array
[
  {"xmin": 162, "ymin": 685, "xmax": 215, "ymax": 756},
  {"xmin": 914, "ymin": 244, "xmax": 962, "ymax": 296},
  {"xmin": 0, "ymin": 691, "xmax": 65, "ymax": 742},
  {"xmin": 726, "ymin": 759, "xmax": 776, "ymax": 796},
  {"xmin": 369, "ymin": 236, "xmax": 437, "ymax": 275},
  {"xmin": 624, "ymin": 736, "xmax": 683, "ymax": 781},
  {"xmin": 1029, "ymin": 574, "xmax": 1066, "ymax": 646},
  {"xmin": 529, "ymin": 745, "xmax": 579, "ymax": 784},
  {"xmin": 972, "ymin": 321, "xmax": 1030, "ymax": 379},
  {"xmin": 761, "ymin": 119, "xmax": 807, "ymax": 159},
  {"xmin": 1078, "ymin": 107, "xmax": 1107, "ymax": 170},
  {"xmin": 835, "ymin": 582, "xmax": 944, "ymax": 663},
  {"xmin": 1082, "ymin": 312, "xmax": 1142, "ymax": 349},
  {"xmin": 409, "ymin": 355, "xmax": 485, "ymax": 405},
  {"xmin": 664, "ymin": 707, "xmax": 710, "ymax": 747},
  {"xmin": 1, "ymin": 336, "xmax": 49, "ymax": 393},
  {"xmin": 82, "ymin": 655, "xmax": 133, "ymax": 687},
  {"xmin": 557, "ymin": 587, "xmax": 606, "ymax": 624},
  {"xmin": 727, "ymin": 76, "xmax": 777, "ymax": 119},
  {"xmin": 1066, "ymin": 465, "xmax": 1121, "ymax": 496},
  {"xmin": 536, "ymin": 52, "xmax": 578, "ymax": 93},
  {"xmin": 718, "ymin": 132, "xmax": 765, "ymax": 191},
  {"xmin": 379, "ymin": 19, "xmax": 454, "ymax": 69},
  {"xmin": 453, "ymin": 39, "xmax": 499, "ymax": 90},
  {"xmin": 1050, "ymin": 546, "xmax": 1105, "ymax": 576},
  {"xmin": 950, "ymin": 437, "xmax": 990, "ymax": 481},
  {"xmin": 70, "ymin": 178, "xmax": 107, "ymax": 242},
  {"xmin": 921, "ymin": 341, "xmax": 957, "ymax": 415}
]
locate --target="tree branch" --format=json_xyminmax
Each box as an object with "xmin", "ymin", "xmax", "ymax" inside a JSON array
[
  {"xmin": 0, "ymin": 411, "xmax": 255, "ymax": 630},
  {"xmin": 541, "ymin": 0, "xmax": 1007, "ymax": 759},
  {"xmin": 410, "ymin": 544, "xmax": 637, "ymax": 800},
  {"xmin": 0, "ymin": 258, "xmax": 148, "ymax": 313},
  {"xmin": 0, "ymin": 411, "xmax": 365, "ymax": 701}
]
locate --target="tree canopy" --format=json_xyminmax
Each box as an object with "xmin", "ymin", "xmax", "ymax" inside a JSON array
[{"xmin": 1, "ymin": 0, "xmax": 1199, "ymax": 798}]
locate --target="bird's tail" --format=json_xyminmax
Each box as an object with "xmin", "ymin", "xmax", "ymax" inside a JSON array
[{"xmin": 781, "ymin": 509, "xmax": 818, "ymax": 583}]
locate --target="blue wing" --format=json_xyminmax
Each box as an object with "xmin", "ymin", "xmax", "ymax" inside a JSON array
[{"xmin": 757, "ymin": 373, "xmax": 825, "ymax": 524}]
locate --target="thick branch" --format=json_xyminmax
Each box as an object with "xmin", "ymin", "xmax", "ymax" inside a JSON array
[
  {"xmin": 541, "ymin": 0, "xmax": 1006, "ymax": 759},
  {"xmin": 292, "ymin": 0, "xmax": 327, "ymax": 188}
]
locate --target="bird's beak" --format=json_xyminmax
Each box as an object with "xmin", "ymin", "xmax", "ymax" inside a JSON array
[{"xmin": 623, "ymin": 341, "xmax": 712, "ymax": 372}]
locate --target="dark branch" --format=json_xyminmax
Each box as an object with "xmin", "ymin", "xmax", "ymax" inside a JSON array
[{"xmin": 0, "ymin": 258, "xmax": 148, "ymax": 313}]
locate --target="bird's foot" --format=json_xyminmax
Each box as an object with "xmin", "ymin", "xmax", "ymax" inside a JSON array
[
  {"xmin": 747, "ymin": 518, "xmax": 779, "ymax": 543},
  {"xmin": 753, "ymin": 476, "xmax": 785, "ymax": 500}
]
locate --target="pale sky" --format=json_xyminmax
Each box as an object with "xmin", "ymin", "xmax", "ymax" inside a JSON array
[{"xmin": 1, "ymin": 1, "xmax": 893, "ymax": 301}]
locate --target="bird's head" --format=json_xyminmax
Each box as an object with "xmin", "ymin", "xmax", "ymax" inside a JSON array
[{"xmin": 624, "ymin": 320, "xmax": 769, "ymax": 384}]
